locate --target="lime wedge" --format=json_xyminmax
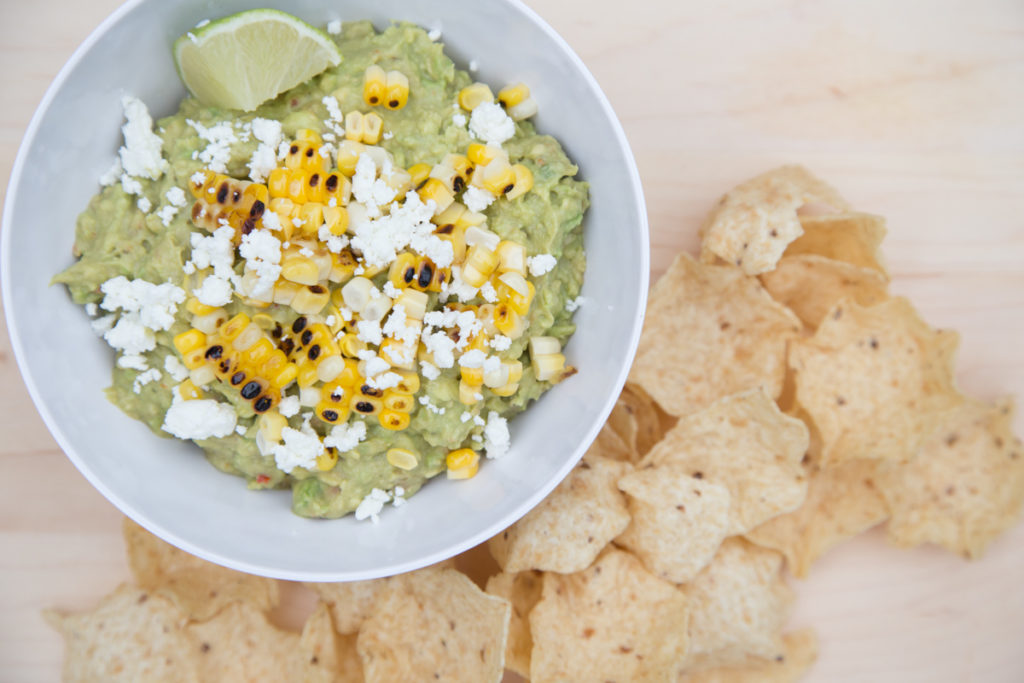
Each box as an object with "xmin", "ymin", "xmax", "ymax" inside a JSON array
[{"xmin": 173, "ymin": 9, "xmax": 341, "ymax": 112}]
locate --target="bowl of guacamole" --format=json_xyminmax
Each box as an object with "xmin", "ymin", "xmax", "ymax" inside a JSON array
[{"xmin": 3, "ymin": 0, "xmax": 648, "ymax": 580}]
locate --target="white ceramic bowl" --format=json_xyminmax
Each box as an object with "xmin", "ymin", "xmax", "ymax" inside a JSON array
[{"xmin": 2, "ymin": 0, "xmax": 648, "ymax": 580}]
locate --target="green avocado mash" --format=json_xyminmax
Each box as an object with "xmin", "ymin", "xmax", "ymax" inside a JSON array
[{"xmin": 54, "ymin": 21, "xmax": 587, "ymax": 518}]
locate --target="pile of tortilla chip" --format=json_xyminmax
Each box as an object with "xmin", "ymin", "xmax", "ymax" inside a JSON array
[{"xmin": 47, "ymin": 167, "xmax": 1024, "ymax": 682}]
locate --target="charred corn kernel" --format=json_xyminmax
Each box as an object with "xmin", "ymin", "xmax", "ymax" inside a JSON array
[
  {"xmin": 316, "ymin": 400, "xmax": 348, "ymax": 424},
  {"xmin": 379, "ymin": 410, "xmax": 411, "ymax": 431},
  {"xmin": 395, "ymin": 289, "xmax": 429, "ymax": 320},
  {"xmin": 461, "ymin": 365, "xmax": 484, "ymax": 385},
  {"xmin": 178, "ymin": 379, "xmax": 204, "ymax": 400},
  {"xmin": 363, "ymin": 64, "xmax": 387, "ymax": 106},
  {"xmin": 231, "ymin": 322, "xmax": 262, "ymax": 351},
  {"xmin": 505, "ymin": 164, "xmax": 534, "ymax": 200},
  {"xmin": 321, "ymin": 381, "xmax": 348, "ymax": 402},
  {"xmin": 304, "ymin": 171, "xmax": 327, "ymax": 203},
  {"xmin": 476, "ymin": 304, "xmax": 497, "ymax": 336},
  {"xmin": 491, "ymin": 382, "xmax": 519, "ymax": 397},
  {"xmin": 496, "ymin": 240, "xmax": 527, "ymax": 275},
  {"xmin": 447, "ymin": 154, "xmax": 473, "ymax": 183},
  {"xmin": 362, "ymin": 112, "xmax": 384, "ymax": 144},
  {"xmin": 324, "ymin": 172, "xmax": 352, "ymax": 205},
  {"xmin": 240, "ymin": 337, "xmax": 275, "ymax": 367},
  {"xmin": 386, "ymin": 448, "xmax": 418, "ymax": 470},
  {"xmin": 533, "ymin": 352, "xmax": 566, "ymax": 382},
  {"xmin": 182, "ymin": 347, "xmax": 208, "ymax": 370},
  {"xmin": 436, "ymin": 224, "xmax": 467, "ymax": 262},
  {"xmin": 186, "ymin": 297, "xmax": 216, "ymax": 316},
  {"xmin": 351, "ymin": 394, "xmax": 382, "ymax": 416},
  {"xmin": 190, "ymin": 364, "xmax": 216, "ymax": 387},
  {"xmin": 273, "ymin": 280, "xmax": 301, "ymax": 306},
  {"xmin": 408, "ymin": 163, "xmax": 431, "ymax": 187},
  {"xmin": 242, "ymin": 181, "xmax": 269, "ymax": 208},
  {"xmin": 173, "ymin": 329, "xmax": 207, "ymax": 355},
  {"xmin": 383, "ymin": 70, "xmax": 411, "ymax": 110},
  {"xmin": 459, "ymin": 379, "xmax": 482, "ymax": 405},
  {"xmin": 316, "ymin": 450, "xmax": 338, "ymax": 471},
  {"xmin": 466, "ymin": 143, "xmax": 504, "ymax": 167},
  {"xmin": 299, "ymin": 144, "xmax": 328, "ymax": 174},
  {"xmin": 388, "ymin": 253, "xmax": 418, "ymax": 289},
  {"xmin": 433, "ymin": 201, "xmax": 466, "ymax": 231},
  {"xmin": 284, "ymin": 141, "xmax": 307, "ymax": 170},
  {"xmin": 290, "ymin": 285, "xmax": 330, "ymax": 315},
  {"xmin": 429, "ymin": 160, "xmax": 462, "ymax": 194},
  {"xmin": 393, "ymin": 369, "xmax": 421, "ymax": 394},
  {"xmin": 344, "ymin": 111, "xmax": 365, "ymax": 142},
  {"xmin": 418, "ymin": 178, "xmax": 454, "ymax": 215},
  {"xmin": 268, "ymin": 363, "xmax": 298, "ymax": 389},
  {"xmin": 339, "ymin": 333, "xmax": 367, "ymax": 359},
  {"xmin": 281, "ymin": 253, "xmax": 320, "ymax": 286},
  {"xmin": 508, "ymin": 97, "xmax": 538, "ymax": 121},
  {"xmin": 446, "ymin": 448, "xmax": 479, "ymax": 479},
  {"xmin": 336, "ymin": 141, "xmax": 364, "ymax": 176},
  {"xmin": 497, "ymin": 82, "xmax": 530, "ymax": 108},
  {"xmin": 458, "ymin": 82, "xmax": 494, "ymax": 111},
  {"xmin": 479, "ymin": 158, "xmax": 516, "ymax": 195},
  {"xmin": 258, "ymin": 410, "xmax": 287, "ymax": 443},
  {"xmin": 493, "ymin": 304, "xmax": 525, "ymax": 338}
]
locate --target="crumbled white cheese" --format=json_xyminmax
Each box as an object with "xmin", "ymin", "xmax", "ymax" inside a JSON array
[
  {"xmin": 118, "ymin": 95, "xmax": 169, "ymax": 180},
  {"xmin": 117, "ymin": 353, "xmax": 148, "ymax": 371},
  {"xmin": 271, "ymin": 427, "xmax": 323, "ymax": 473},
  {"xmin": 326, "ymin": 19, "xmax": 342, "ymax": 35},
  {"xmin": 261, "ymin": 211, "xmax": 282, "ymax": 232},
  {"xmin": 132, "ymin": 368, "xmax": 161, "ymax": 394},
  {"xmin": 418, "ymin": 394, "xmax": 444, "ymax": 415},
  {"xmin": 324, "ymin": 419, "xmax": 367, "ymax": 452},
  {"xmin": 462, "ymin": 185, "xmax": 495, "ymax": 213},
  {"xmin": 366, "ymin": 371, "xmax": 401, "ymax": 391},
  {"xmin": 483, "ymin": 411, "xmax": 511, "ymax": 459},
  {"xmin": 165, "ymin": 187, "xmax": 187, "ymax": 207},
  {"xmin": 185, "ymin": 225, "xmax": 236, "ymax": 280},
  {"xmin": 469, "ymin": 101, "xmax": 515, "ymax": 146},
  {"xmin": 239, "ymin": 229, "xmax": 282, "ymax": 297},
  {"xmin": 99, "ymin": 159, "xmax": 123, "ymax": 187},
  {"xmin": 356, "ymin": 320, "xmax": 383, "ymax": 346},
  {"xmin": 362, "ymin": 355, "xmax": 390, "ymax": 379},
  {"xmin": 441, "ymin": 265, "xmax": 478, "ymax": 303},
  {"xmin": 458, "ymin": 349, "xmax": 487, "ymax": 369},
  {"xmin": 489, "ymin": 334, "xmax": 512, "ymax": 352},
  {"xmin": 91, "ymin": 314, "xmax": 117, "ymax": 336},
  {"xmin": 120, "ymin": 175, "xmax": 143, "ymax": 195},
  {"xmin": 235, "ymin": 424, "xmax": 247, "ymax": 436},
  {"xmin": 565, "ymin": 296, "xmax": 584, "ymax": 312},
  {"xmin": 469, "ymin": 59, "xmax": 479, "ymax": 72},
  {"xmin": 100, "ymin": 276, "xmax": 185, "ymax": 332},
  {"xmin": 527, "ymin": 253, "xmax": 557, "ymax": 277},
  {"xmin": 391, "ymin": 485, "xmax": 406, "ymax": 508},
  {"xmin": 84, "ymin": 302, "xmax": 98, "ymax": 317},
  {"xmin": 322, "ymin": 95, "xmax": 344, "ymax": 123},
  {"xmin": 460, "ymin": 411, "xmax": 473, "ymax": 423},
  {"xmin": 156, "ymin": 204, "xmax": 180, "ymax": 227},
  {"xmin": 278, "ymin": 395, "xmax": 301, "ymax": 418},
  {"xmin": 426, "ymin": 20, "xmax": 442, "ymax": 41},
  {"xmin": 163, "ymin": 355, "xmax": 189, "ymax": 382},
  {"xmin": 162, "ymin": 396, "xmax": 237, "ymax": 440},
  {"xmin": 355, "ymin": 488, "xmax": 391, "ymax": 523},
  {"xmin": 452, "ymin": 112, "xmax": 467, "ymax": 128},
  {"xmin": 247, "ymin": 117, "xmax": 282, "ymax": 183},
  {"xmin": 420, "ymin": 361, "xmax": 441, "ymax": 380},
  {"xmin": 187, "ymin": 119, "xmax": 237, "ymax": 173},
  {"xmin": 192, "ymin": 274, "xmax": 233, "ymax": 307},
  {"xmin": 318, "ymin": 224, "xmax": 349, "ymax": 253},
  {"xmin": 137, "ymin": 197, "xmax": 152, "ymax": 213},
  {"xmin": 349, "ymin": 191, "xmax": 443, "ymax": 269},
  {"xmin": 479, "ymin": 281, "xmax": 498, "ymax": 303},
  {"xmin": 421, "ymin": 331, "xmax": 456, "ymax": 368}
]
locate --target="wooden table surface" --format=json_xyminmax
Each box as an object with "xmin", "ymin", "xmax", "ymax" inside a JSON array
[{"xmin": 2, "ymin": 0, "xmax": 1023, "ymax": 681}]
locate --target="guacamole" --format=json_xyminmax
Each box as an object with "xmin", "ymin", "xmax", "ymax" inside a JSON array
[{"xmin": 55, "ymin": 21, "xmax": 587, "ymax": 519}]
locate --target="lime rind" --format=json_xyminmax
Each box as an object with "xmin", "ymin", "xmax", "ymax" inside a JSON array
[{"xmin": 173, "ymin": 9, "xmax": 342, "ymax": 112}]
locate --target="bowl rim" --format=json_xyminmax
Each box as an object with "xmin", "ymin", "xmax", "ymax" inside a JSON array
[{"xmin": 1, "ymin": 0, "xmax": 649, "ymax": 580}]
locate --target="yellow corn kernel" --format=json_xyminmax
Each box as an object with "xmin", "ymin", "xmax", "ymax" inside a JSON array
[
  {"xmin": 462, "ymin": 245, "xmax": 499, "ymax": 287},
  {"xmin": 239, "ymin": 337, "xmax": 274, "ymax": 368},
  {"xmin": 458, "ymin": 82, "xmax": 494, "ymax": 111},
  {"xmin": 417, "ymin": 177, "xmax": 454, "ymax": 215},
  {"xmin": 296, "ymin": 361, "xmax": 320, "ymax": 388},
  {"xmin": 466, "ymin": 143, "xmax": 502, "ymax": 167},
  {"xmin": 386, "ymin": 448, "xmax": 418, "ymax": 469},
  {"xmin": 336, "ymin": 141, "xmax": 364, "ymax": 176},
  {"xmin": 272, "ymin": 280, "xmax": 301, "ymax": 306},
  {"xmin": 344, "ymin": 111, "xmax": 365, "ymax": 142},
  {"xmin": 185, "ymin": 297, "xmax": 216, "ymax": 316},
  {"xmin": 493, "ymin": 304, "xmax": 525, "ymax": 338},
  {"xmin": 433, "ymin": 201, "xmax": 466, "ymax": 231},
  {"xmin": 393, "ymin": 369, "xmax": 421, "ymax": 394},
  {"xmin": 388, "ymin": 252, "xmax": 418, "ymax": 289},
  {"xmin": 363, "ymin": 64, "xmax": 387, "ymax": 106},
  {"xmin": 448, "ymin": 154, "xmax": 473, "ymax": 189},
  {"xmin": 322, "ymin": 205, "xmax": 349, "ymax": 237},
  {"xmin": 304, "ymin": 171, "xmax": 327, "ymax": 204},
  {"xmin": 461, "ymin": 365, "xmax": 484, "ymax": 385},
  {"xmin": 280, "ymin": 253, "xmax": 320, "ymax": 286},
  {"xmin": 479, "ymin": 158, "xmax": 516, "ymax": 195},
  {"xmin": 351, "ymin": 394, "xmax": 382, "ymax": 416},
  {"xmin": 384, "ymin": 70, "xmax": 410, "ymax": 110},
  {"xmin": 459, "ymin": 379, "xmax": 482, "ymax": 405},
  {"xmin": 506, "ymin": 359, "xmax": 524, "ymax": 384},
  {"xmin": 284, "ymin": 140, "xmax": 310, "ymax": 170},
  {"xmin": 189, "ymin": 364, "xmax": 216, "ymax": 387},
  {"xmin": 378, "ymin": 410, "xmax": 411, "ymax": 431},
  {"xmin": 268, "ymin": 363, "xmax": 299, "ymax": 389},
  {"xmin": 490, "ymin": 381, "xmax": 519, "ymax": 397},
  {"xmin": 173, "ymin": 329, "xmax": 207, "ymax": 355},
  {"xmin": 295, "ymin": 128, "xmax": 323, "ymax": 145},
  {"xmin": 300, "ymin": 144, "xmax": 329, "ymax": 174},
  {"xmin": 231, "ymin": 322, "xmax": 263, "ymax": 352},
  {"xmin": 315, "ymin": 400, "xmax": 349, "ymax": 424},
  {"xmin": 316, "ymin": 450, "xmax": 338, "ymax": 471},
  {"xmin": 290, "ymin": 285, "xmax": 330, "ymax": 316},
  {"xmin": 408, "ymin": 163, "xmax": 431, "ymax": 188},
  {"xmin": 495, "ymin": 240, "xmax": 527, "ymax": 275},
  {"xmin": 324, "ymin": 172, "xmax": 351, "ymax": 206},
  {"xmin": 336, "ymin": 358, "xmax": 361, "ymax": 386},
  {"xmin": 182, "ymin": 347, "xmax": 207, "ymax": 370},
  {"xmin": 299, "ymin": 202, "xmax": 324, "ymax": 236},
  {"xmin": 284, "ymin": 168, "xmax": 308, "ymax": 203},
  {"xmin": 382, "ymin": 391, "xmax": 415, "ymax": 413},
  {"xmin": 178, "ymin": 378, "xmax": 203, "ymax": 400},
  {"xmin": 532, "ymin": 352, "xmax": 566, "ymax": 382},
  {"xmin": 497, "ymin": 82, "xmax": 530, "ymax": 108},
  {"xmin": 259, "ymin": 348, "xmax": 287, "ymax": 375},
  {"xmin": 446, "ymin": 448, "xmax": 480, "ymax": 479},
  {"xmin": 505, "ymin": 164, "xmax": 534, "ymax": 200},
  {"xmin": 258, "ymin": 410, "xmax": 287, "ymax": 443},
  {"xmin": 498, "ymin": 276, "xmax": 535, "ymax": 315},
  {"xmin": 339, "ymin": 333, "xmax": 367, "ymax": 359},
  {"xmin": 394, "ymin": 289, "xmax": 429, "ymax": 321},
  {"xmin": 362, "ymin": 112, "xmax": 384, "ymax": 145}
]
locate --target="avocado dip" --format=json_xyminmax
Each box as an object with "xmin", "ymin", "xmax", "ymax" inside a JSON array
[{"xmin": 54, "ymin": 21, "xmax": 587, "ymax": 519}]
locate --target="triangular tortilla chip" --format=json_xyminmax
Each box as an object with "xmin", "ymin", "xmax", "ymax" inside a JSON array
[
  {"xmin": 787, "ymin": 211, "xmax": 887, "ymax": 275},
  {"xmin": 679, "ymin": 628, "xmax": 818, "ymax": 683},
  {"xmin": 484, "ymin": 570, "xmax": 544, "ymax": 677}
]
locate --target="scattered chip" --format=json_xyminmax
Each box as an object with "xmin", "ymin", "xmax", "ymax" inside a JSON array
[
  {"xmin": 305, "ymin": 579, "xmax": 387, "ymax": 635},
  {"xmin": 699, "ymin": 165, "xmax": 850, "ymax": 275},
  {"xmin": 790, "ymin": 297, "xmax": 963, "ymax": 468},
  {"xmin": 744, "ymin": 459, "xmax": 889, "ymax": 578},
  {"xmin": 122, "ymin": 518, "xmax": 278, "ymax": 622},
  {"xmin": 760, "ymin": 254, "xmax": 889, "ymax": 328},
  {"xmin": 529, "ymin": 549, "xmax": 691, "ymax": 682},
  {"xmin": 630, "ymin": 253, "xmax": 801, "ymax": 418},
  {"xmin": 786, "ymin": 212, "xmax": 887, "ymax": 275},
  {"xmin": 641, "ymin": 389, "xmax": 809, "ymax": 535},
  {"xmin": 300, "ymin": 602, "xmax": 363, "ymax": 683},
  {"xmin": 617, "ymin": 382, "xmax": 678, "ymax": 459},
  {"xmin": 679, "ymin": 628, "xmax": 818, "ymax": 683},
  {"xmin": 878, "ymin": 398, "xmax": 1024, "ymax": 559},
  {"xmin": 678, "ymin": 539, "xmax": 794, "ymax": 672},
  {"xmin": 617, "ymin": 466, "xmax": 732, "ymax": 583},
  {"xmin": 487, "ymin": 452, "xmax": 631, "ymax": 573},
  {"xmin": 356, "ymin": 566, "xmax": 510, "ymax": 683},
  {"xmin": 44, "ymin": 584, "xmax": 199, "ymax": 683},
  {"xmin": 484, "ymin": 570, "xmax": 544, "ymax": 677},
  {"xmin": 593, "ymin": 416, "xmax": 636, "ymax": 463}
]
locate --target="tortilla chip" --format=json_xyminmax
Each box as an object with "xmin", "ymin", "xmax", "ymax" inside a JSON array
[
  {"xmin": 630, "ymin": 253, "xmax": 801, "ymax": 418},
  {"xmin": 744, "ymin": 459, "xmax": 889, "ymax": 578},
  {"xmin": 298, "ymin": 601, "xmax": 363, "ymax": 683},
  {"xmin": 488, "ymin": 453, "xmax": 632, "ymax": 573},
  {"xmin": 356, "ymin": 566, "xmax": 510, "ymax": 683},
  {"xmin": 787, "ymin": 212, "xmax": 887, "ymax": 274},
  {"xmin": 679, "ymin": 539, "xmax": 794, "ymax": 671},
  {"xmin": 641, "ymin": 389, "xmax": 809, "ymax": 535},
  {"xmin": 484, "ymin": 570, "xmax": 544, "ymax": 677},
  {"xmin": 699, "ymin": 165, "xmax": 850, "ymax": 275},
  {"xmin": 123, "ymin": 518, "xmax": 278, "ymax": 621},
  {"xmin": 593, "ymin": 417, "xmax": 636, "ymax": 463},
  {"xmin": 306, "ymin": 579, "xmax": 387, "ymax": 635},
  {"xmin": 760, "ymin": 254, "xmax": 889, "ymax": 329},
  {"xmin": 616, "ymin": 467, "xmax": 732, "ymax": 583},
  {"xmin": 45, "ymin": 584, "xmax": 199, "ymax": 683},
  {"xmin": 617, "ymin": 381, "xmax": 678, "ymax": 459},
  {"xmin": 878, "ymin": 397, "xmax": 1024, "ymax": 559},
  {"xmin": 529, "ymin": 549, "xmax": 691, "ymax": 682},
  {"xmin": 679, "ymin": 629, "xmax": 818, "ymax": 683},
  {"xmin": 790, "ymin": 297, "xmax": 963, "ymax": 468}
]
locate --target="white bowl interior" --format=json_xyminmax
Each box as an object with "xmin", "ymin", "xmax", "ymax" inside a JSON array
[{"xmin": 2, "ymin": 0, "xmax": 648, "ymax": 580}]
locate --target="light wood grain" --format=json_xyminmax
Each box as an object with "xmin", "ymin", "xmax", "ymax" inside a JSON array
[{"xmin": 1, "ymin": 1, "xmax": 1022, "ymax": 681}]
